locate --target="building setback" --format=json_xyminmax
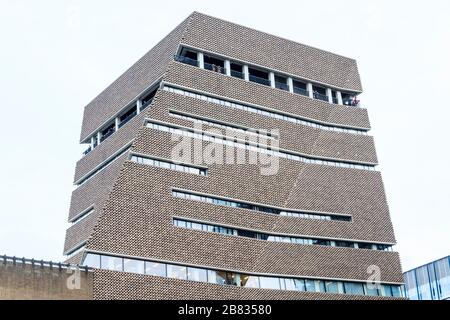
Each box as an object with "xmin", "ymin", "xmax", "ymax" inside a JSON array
[{"xmin": 64, "ymin": 12, "xmax": 404, "ymax": 299}]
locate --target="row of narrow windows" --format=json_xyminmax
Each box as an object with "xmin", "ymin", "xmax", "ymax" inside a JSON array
[
  {"xmin": 163, "ymin": 86, "xmax": 368, "ymax": 135},
  {"xmin": 130, "ymin": 155, "xmax": 207, "ymax": 176},
  {"xmin": 173, "ymin": 218, "xmax": 393, "ymax": 251},
  {"xmin": 146, "ymin": 121, "xmax": 376, "ymax": 171},
  {"xmin": 82, "ymin": 253, "xmax": 403, "ymax": 298},
  {"xmin": 81, "ymin": 87, "xmax": 158, "ymax": 157},
  {"xmin": 172, "ymin": 190, "xmax": 351, "ymax": 222},
  {"xmin": 169, "ymin": 111, "xmax": 277, "ymax": 140},
  {"xmin": 175, "ymin": 47, "xmax": 361, "ymax": 107}
]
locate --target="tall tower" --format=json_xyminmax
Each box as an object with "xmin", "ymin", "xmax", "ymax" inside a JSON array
[{"xmin": 64, "ymin": 12, "xmax": 404, "ymax": 299}]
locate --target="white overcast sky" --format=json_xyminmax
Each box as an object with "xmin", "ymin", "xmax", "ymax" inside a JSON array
[{"xmin": 0, "ymin": 0, "xmax": 449, "ymax": 272}]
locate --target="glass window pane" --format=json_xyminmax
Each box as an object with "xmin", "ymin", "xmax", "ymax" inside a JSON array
[
  {"xmin": 364, "ymin": 284, "xmax": 379, "ymax": 296},
  {"xmin": 83, "ymin": 253, "xmax": 100, "ymax": 268},
  {"xmin": 187, "ymin": 267, "xmax": 207, "ymax": 282},
  {"xmin": 208, "ymin": 270, "xmax": 226, "ymax": 285},
  {"xmin": 123, "ymin": 258, "xmax": 145, "ymax": 274},
  {"xmin": 241, "ymin": 274, "xmax": 260, "ymax": 288},
  {"xmin": 316, "ymin": 280, "xmax": 326, "ymax": 292},
  {"xmin": 390, "ymin": 285, "xmax": 402, "ymax": 297},
  {"xmin": 167, "ymin": 264, "xmax": 187, "ymax": 280},
  {"xmin": 101, "ymin": 255, "xmax": 123, "ymax": 271},
  {"xmin": 259, "ymin": 277, "xmax": 281, "ymax": 290},
  {"xmin": 145, "ymin": 261, "xmax": 166, "ymax": 277},
  {"xmin": 344, "ymin": 282, "xmax": 365, "ymax": 296},
  {"xmin": 305, "ymin": 279, "xmax": 316, "ymax": 292},
  {"xmin": 325, "ymin": 281, "xmax": 339, "ymax": 294}
]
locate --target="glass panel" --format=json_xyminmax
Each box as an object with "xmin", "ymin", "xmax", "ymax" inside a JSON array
[
  {"xmin": 123, "ymin": 258, "xmax": 145, "ymax": 274},
  {"xmin": 404, "ymin": 270, "xmax": 419, "ymax": 300},
  {"xmin": 145, "ymin": 261, "xmax": 166, "ymax": 277},
  {"xmin": 315, "ymin": 280, "xmax": 326, "ymax": 292},
  {"xmin": 167, "ymin": 264, "xmax": 187, "ymax": 280},
  {"xmin": 83, "ymin": 253, "xmax": 100, "ymax": 268},
  {"xmin": 364, "ymin": 284, "xmax": 380, "ymax": 296},
  {"xmin": 390, "ymin": 285, "xmax": 402, "ymax": 298},
  {"xmin": 435, "ymin": 257, "xmax": 450, "ymax": 300},
  {"xmin": 305, "ymin": 279, "xmax": 316, "ymax": 292},
  {"xmin": 324, "ymin": 281, "xmax": 339, "ymax": 294},
  {"xmin": 101, "ymin": 255, "xmax": 123, "ymax": 271},
  {"xmin": 187, "ymin": 267, "xmax": 208, "ymax": 282},
  {"xmin": 208, "ymin": 270, "xmax": 227, "ymax": 285},
  {"xmin": 344, "ymin": 282, "xmax": 365, "ymax": 296},
  {"xmin": 416, "ymin": 265, "xmax": 432, "ymax": 300},
  {"xmin": 226, "ymin": 272, "xmax": 240, "ymax": 286},
  {"xmin": 259, "ymin": 277, "xmax": 281, "ymax": 290},
  {"xmin": 241, "ymin": 274, "xmax": 260, "ymax": 288}
]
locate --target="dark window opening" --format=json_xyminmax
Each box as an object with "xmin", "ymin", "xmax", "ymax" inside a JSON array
[
  {"xmin": 331, "ymin": 90, "xmax": 338, "ymax": 104},
  {"xmin": 248, "ymin": 67, "xmax": 270, "ymax": 86},
  {"xmin": 313, "ymin": 239, "xmax": 332, "ymax": 246},
  {"xmin": 312, "ymin": 85, "xmax": 328, "ymax": 102},
  {"xmin": 100, "ymin": 122, "xmax": 116, "ymax": 142},
  {"xmin": 230, "ymin": 62, "xmax": 244, "ymax": 79},
  {"xmin": 357, "ymin": 243, "xmax": 373, "ymax": 250},
  {"xmin": 141, "ymin": 88, "xmax": 157, "ymax": 110},
  {"xmin": 335, "ymin": 241, "xmax": 354, "ymax": 248},
  {"xmin": 292, "ymin": 80, "xmax": 309, "ymax": 96},
  {"xmin": 175, "ymin": 48, "xmax": 198, "ymax": 67},
  {"xmin": 118, "ymin": 104, "xmax": 137, "ymax": 128},
  {"xmin": 275, "ymin": 75, "xmax": 289, "ymax": 91},
  {"xmin": 204, "ymin": 55, "xmax": 225, "ymax": 74},
  {"xmin": 341, "ymin": 92, "xmax": 360, "ymax": 107},
  {"xmin": 237, "ymin": 229, "xmax": 258, "ymax": 239}
]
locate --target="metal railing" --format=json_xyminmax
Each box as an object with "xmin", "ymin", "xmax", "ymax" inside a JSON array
[
  {"xmin": 1, "ymin": 254, "xmax": 90, "ymax": 272},
  {"xmin": 204, "ymin": 62, "xmax": 226, "ymax": 74},
  {"xmin": 118, "ymin": 110, "xmax": 137, "ymax": 129},
  {"xmin": 231, "ymin": 70, "xmax": 244, "ymax": 79},
  {"xmin": 141, "ymin": 98, "xmax": 153, "ymax": 111},
  {"xmin": 293, "ymin": 87, "xmax": 309, "ymax": 97},
  {"xmin": 174, "ymin": 55, "xmax": 199, "ymax": 67},
  {"xmin": 249, "ymin": 74, "xmax": 271, "ymax": 86},
  {"xmin": 275, "ymin": 82, "xmax": 289, "ymax": 91},
  {"xmin": 313, "ymin": 92, "xmax": 329, "ymax": 102}
]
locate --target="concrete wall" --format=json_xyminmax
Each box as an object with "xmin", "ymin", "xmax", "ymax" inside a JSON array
[{"xmin": 0, "ymin": 261, "xmax": 93, "ymax": 300}]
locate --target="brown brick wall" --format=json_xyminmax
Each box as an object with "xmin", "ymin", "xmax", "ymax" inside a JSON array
[
  {"xmin": 79, "ymin": 15, "xmax": 191, "ymax": 141},
  {"xmin": 164, "ymin": 62, "xmax": 370, "ymax": 129},
  {"xmin": 93, "ymin": 269, "xmax": 402, "ymax": 300},
  {"xmin": 182, "ymin": 12, "xmax": 363, "ymax": 92},
  {"xmin": 149, "ymin": 90, "xmax": 377, "ymax": 163},
  {"xmin": 68, "ymin": 152, "xmax": 128, "ymax": 221},
  {"xmin": 64, "ymin": 212, "xmax": 98, "ymax": 254},
  {"xmin": 0, "ymin": 262, "xmax": 93, "ymax": 300}
]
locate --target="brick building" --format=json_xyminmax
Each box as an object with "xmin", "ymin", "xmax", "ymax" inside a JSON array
[{"xmin": 63, "ymin": 12, "xmax": 404, "ymax": 299}]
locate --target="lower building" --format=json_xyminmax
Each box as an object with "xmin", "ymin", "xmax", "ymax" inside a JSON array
[{"xmin": 403, "ymin": 255, "xmax": 450, "ymax": 300}]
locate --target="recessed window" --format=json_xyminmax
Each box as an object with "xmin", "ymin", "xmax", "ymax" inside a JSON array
[
  {"xmin": 274, "ymin": 75, "xmax": 289, "ymax": 91},
  {"xmin": 167, "ymin": 264, "xmax": 187, "ymax": 280},
  {"xmin": 123, "ymin": 258, "xmax": 145, "ymax": 274},
  {"xmin": 187, "ymin": 267, "xmax": 208, "ymax": 282},
  {"xmin": 248, "ymin": 67, "xmax": 270, "ymax": 86},
  {"xmin": 344, "ymin": 282, "xmax": 365, "ymax": 295},
  {"xmin": 312, "ymin": 85, "xmax": 328, "ymax": 102},
  {"xmin": 230, "ymin": 62, "xmax": 244, "ymax": 79},
  {"xmin": 204, "ymin": 55, "xmax": 225, "ymax": 74},
  {"xmin": 101, "ymin": 255, "xmax": 123, "ymax": 271},
  {"xmin": 145, "ymin": 261, "xmax": 166, "ymax": 277},
  {"xmin": 259, "ymin": 277, "xmax": 281, "ymax": 290}
]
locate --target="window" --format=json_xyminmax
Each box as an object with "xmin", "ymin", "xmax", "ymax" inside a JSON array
[
  {"xmin": 259, "ymin": 277, "xmax": 281, "ymax": 290},
  {"xmin": 357, "ymin": 242, "xmax": 373, "ymax": 250},
  {"xmin": 241, "ymin": 274, "xmax": 260, "ymax": 288},
  {"xmin": 141, "ymin": 88, "xmax": 157, "ymax": 110},
  {"xmin": 274, "ymin": 75, "xmax": 288, "ymax": 91},
  {"xmin": 248, "ymin": 68, "xmax": 270, "ymax": 86},
  {"xmin": 187, "ymin": 267, "xmax": 208, "ymax": 282},
  {"xmin": 312, "ymin": 85, "xmax": 328, "ymax": 102},
  {"xmin": 230, "ymin": 62, "xmax": 244, "ymax": 79},
  {"xmin": 344, "ymin": 282, "xmax": 365, "ymax": 295},
  {"xmin": 145, "ymin": 261, "xmax": 166, "ymax": 277},
  {"xmin": 176, "ymin": 49, "xmax": 198, "ymax": 67},
  {"xmin": 292, "ymin": 80, "xmax": 308, "ymax": 96},
  {"xmin": 123, "ymin": 258, "xmax": 145, "ymax": 274},
  {"xmin": 208, "ymin": 270, "xmax": 227, "ymax": 285},
  {"xmin": 305, "ymin": 279, "xmax": 316, "ymax": 292},
  {"xmin": 312, "ymin": 239, "xmax": 331, "ymax": 246},
  {"xmin": 335, "ymin": 241, "xmax": 354, "ymax": 248},
  {"xmin": 364, "ymin": 284, "xmax": 380, "ymax": 296},
  {"xmin": 225, "ymin": 272, "xmax": 240, "ymax": 286},
  {"xmin": 83, "ymin": 253, "xmax": 100, "ymax": 268},
  {"xmin": 284, "ymin": 278, "xmax": 306, "ymax": 291},
  {"xmin": 324, "ymin": 281, "xmax": 340, "ymax": 294},
  {"xmin": 100, "ymin": 122, "xmax": 116, "ymax": 142},
  {"xmin": 204, "ymin": 55, "xmax": 225, "ymax": 74},
  {"xmin": 167, "ymin": 264, "xmax": 187, "ymax": 280},
  {"xmin": 119, "ymin": 105, "xmax": 137, "ymax": 128},
  {"xmin": 101, "ymin": 255, "xmax": 123, "ymax": 271}
]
